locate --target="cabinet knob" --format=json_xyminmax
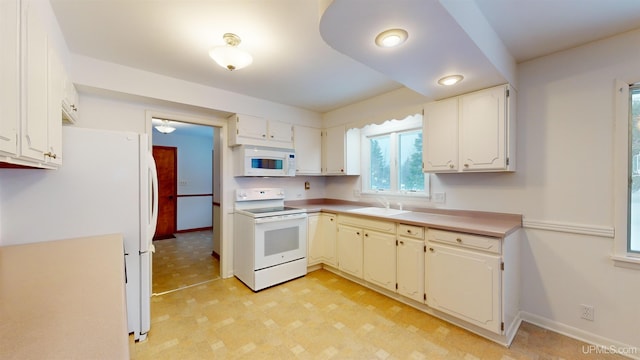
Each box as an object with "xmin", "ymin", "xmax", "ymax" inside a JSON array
[
  {"xmin": 364, "ymin": 233, "xmax": 368, "ymax": 237},
  {"xmin": 429, "ymin": 247, "xmax": 435, "ymax": 252},
  {"xmin": 262, "ymin": 134, "xmax": 266, "ymax": 138},
  {"xmin": 356, "ymin": 232, "xmax": 360, "ymax": 236},
  {"xmin": 464, "ymin": 163, "xmax": 469, "ymax": 168},
  {"xmin": 330, "ymin": 218, "xmax": 334, "ymax": 222},
  {"xmin": 456, "ymin": 238, "xmax": 462, "ymax": 243},
  {"xmin": 44, "ymin": 152, "xmax": 57, "ymax": 159},
  {"xmin": 406, "ymin": 230, "xmax": 412, "ymax": 234},
  {"xmin": 399, "ymin": 240, "xmax": 404, "ymax": 245},
  {"xmin": 71, "ymin": 104, "xmax": 78, "ymax": 111},
  {"xmin": 270, "ymin": 135, "xmax": 274, "ymax": 138}
]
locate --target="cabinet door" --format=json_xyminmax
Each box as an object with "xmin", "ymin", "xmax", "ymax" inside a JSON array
[
  {"xmin": 307, "ymin": 214, "xmax": 323, "ymax": 266},
  {"xmin": 337, "ymin": 224, "xmax": 363, "ymax": 278},
  {"xmin": 62, "ymin": 75, "xmax": 79, "ymax": 124},
  {"xmin": 21, "ymin": 1, "xmax": 49, "ymax": 162},
  {"xmin": 0, "ymin": 0, "xmax": 19, "ymax": 157},
  {"xmin": 46, "ymin": 47, "xmax": 63, "ymax": 165},
  {"xmin": 293, "ymin": 125, "xmax": 321, "ymax": 175},
  {"xmin": 268, "ymin": 120, "xmax": 292, "ymax": 144},
  {"xmin": 460, "ymin": 85, "xmax": 506, "ymax": 171},
  {"xmin": 236, "ymin": 114, "xmax": 267, "ymax": 141},
  {"xmin": 426, "ymin": 243, "xmax": 502, "ymax": 334},
  {"xmin": 397, "ymin": 237, "xmax": 424, "ymax": 302},
  {"xmin": 423, "ymin": 97, "xmax": 458, "ymax": 172},
  {"xmin": 323, "ymin": 125, "xmax": 346, "ymax": 175},
  {"xmin": 321, "ymin": 213, "xmax": 337, "ymax": 266},
  {"xmin": 363, "ymin": 230, "xmax": 396, "ymax": 291}
]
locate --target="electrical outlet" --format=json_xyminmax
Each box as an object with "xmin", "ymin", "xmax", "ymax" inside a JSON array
[
  {"xmin": 432, "ymin": 192, "xmax": 446, "ymax": 204},
  {"xmin": 580, "ymin": 304, "xmax": 595, "ymax": 321},
  {"xmin": 178, "ymin": 180, "xmax": 187, "ymax": 186}
]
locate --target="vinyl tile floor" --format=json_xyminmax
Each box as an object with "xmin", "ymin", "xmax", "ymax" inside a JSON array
[
  {"xmin": 131, "ymin": 234, "xmax": 627, "ymax": 360},
  {"xmin": 152, "ymin": 230, "xmax": 220, "ymax": 295}
]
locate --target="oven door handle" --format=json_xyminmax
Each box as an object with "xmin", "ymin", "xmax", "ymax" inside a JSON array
[{"xmin": 254, "ymin": 213, "xmax": 307, "ymax": 224}]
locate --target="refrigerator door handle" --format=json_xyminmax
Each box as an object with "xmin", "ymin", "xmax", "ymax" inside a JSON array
[{"xmin": 148, "ymin": 152, "xmax": 159, "ymax": 244}]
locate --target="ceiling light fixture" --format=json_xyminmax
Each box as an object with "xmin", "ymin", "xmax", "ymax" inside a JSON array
[
  {"xmin": 155, "ymin": 120, "xmax": 176, "ymax": 134},
  {"xmin": 375, "ymin": 28, "xmax": 408, "ymax": 48},
  {"xmin": 209, "ymin": 33, "xmax": 253, "ymax": 71},
  {"xmin": 437, "ymin": 75, "xmax": 464, "ymax": 86}
]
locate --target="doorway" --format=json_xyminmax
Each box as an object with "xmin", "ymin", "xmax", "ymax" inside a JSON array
[{"xmin": 150, "ymin": 117, "xmax": 222, "ymax": 294}]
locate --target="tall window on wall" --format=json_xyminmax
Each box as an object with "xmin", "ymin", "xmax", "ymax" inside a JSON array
[
  {"xmin": 629, "ymin": 85, "xmax": 640, "ymax": 253},
  {"xmin": 361, "ymin": 114, "xmax": 428, "ymax": 195}
]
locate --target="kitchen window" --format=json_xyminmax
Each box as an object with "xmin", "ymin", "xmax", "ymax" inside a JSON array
[
  {"xmin": 360, "ymin": 114, "xmax": 428, "ymax": 196},
  {"xmin": 629, "ymin": 85, "xmax": 640, "ymax": 253},
  {"xmin": 613, "ymin": 80, "xmax": 640, "ymax": 269}
]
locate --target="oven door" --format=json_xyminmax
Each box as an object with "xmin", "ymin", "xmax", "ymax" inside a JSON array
[{"xmin": 254, "ymin": 213, "xmax": 307, "ymax": 270}]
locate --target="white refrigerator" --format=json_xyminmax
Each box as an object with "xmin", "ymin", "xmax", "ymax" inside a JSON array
[{"xmin": 0, "ymin": 126, "xmax": 158, "ymax": 341}]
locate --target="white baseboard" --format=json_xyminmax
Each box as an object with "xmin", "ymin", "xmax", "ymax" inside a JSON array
[{"xmin": 520, "ymin": 311, "xmax": 639, "ymax": 359}]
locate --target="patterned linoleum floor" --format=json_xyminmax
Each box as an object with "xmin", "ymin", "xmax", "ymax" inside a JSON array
[
  {"xmin": 152, "ymin": 230, "xmax": 220, "ymax": 294},
  {"xmin": 131, "ymin": 262, "xmax": 627, "ymax": 359}
]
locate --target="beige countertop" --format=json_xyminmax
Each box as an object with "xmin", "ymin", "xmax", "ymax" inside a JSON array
[
  {"xmin": 286, "ymin": 199, "xmax": 521, "ymax": 238},
  {"xmin": 0, "ymin": 234, "xmax": 129, "ymax": 359}
]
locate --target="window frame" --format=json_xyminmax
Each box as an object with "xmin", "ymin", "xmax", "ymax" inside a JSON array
[
  {"xmin": 613, "ymin": 79, "xmax": 640, "ymax": 269},
  {"xmin": 360, "ymin": 114, "xmax": 429, "ymax": 198}
]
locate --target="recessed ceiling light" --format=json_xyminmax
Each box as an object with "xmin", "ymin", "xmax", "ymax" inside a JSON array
[
  {"xmin": 375, "ymin": 29, "xmax": 408, "ymax": 48},
  {"xmin": 438, "ymin": 75, "xmax": 464, "ymax": 86}
]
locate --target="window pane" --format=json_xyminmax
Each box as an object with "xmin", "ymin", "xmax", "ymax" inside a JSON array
[
  {"xmin": 370, "ymin": 135, "xmax": 390, "ymax": 191},
  {"xmin": 398, "ymin": 131, "xmax": 424, "ymax": 191},
  {"xmin": 630, "ymin": 88, "xmax": 640, "ymax": 252}
]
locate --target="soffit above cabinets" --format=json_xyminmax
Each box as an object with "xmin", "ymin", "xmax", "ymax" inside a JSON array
[{"xmin": 319, "ymin": 0, "xmax": 514, "ymax": 101}]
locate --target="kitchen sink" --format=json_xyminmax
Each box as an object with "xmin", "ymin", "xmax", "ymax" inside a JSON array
[{"xmin": 347, "ymin": 207, "xmax": 410, "ymax": 217}]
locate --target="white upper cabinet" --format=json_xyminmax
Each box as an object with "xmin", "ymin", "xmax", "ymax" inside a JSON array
[
  {"xmin": 0, "ymin": 0, "xmax": 20, "ymax": 157},
  {"xmin": 228, "ymin": 113, "xmax": 293, "ymax": 148},
  {"xmin": 423, "ymin": 84, "xmax": 516, "ymax": 173},
  {"xmin": 322, "ymin": 125, "xmax": 360, "ymax": 175},
  {"xmin": 423, "ymin": 97, "xmax": 458, "ymax": 172},
  {"xmin": 20, "ymin": 0, "xmax": 50, "ymax": 163},
  {"xmin": 0, "ymin": 0, "xmax": 65, "ymax": 168},
  {"xmin": 62, "ymin": 74, "xmax": 79, "ymax": 124},
  {"xmin": 293, "ymin": 125, "xmax": 322, "ymax": 175}
]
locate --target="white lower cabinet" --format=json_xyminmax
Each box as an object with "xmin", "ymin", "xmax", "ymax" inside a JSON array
[
  {"xmin": 307, "ymin": 213, "xmax": 337, "ymax": 266},
  {"xmin": 363, "ymin": 230, "xmax": 396, "ymax": 291},
  {"xmin": 312, "ymin": 212, "xmax": 519, "ymax": 345},
  {"xmin": 337, "ymin": 224, "xmax": 363, "ymax": 278},
  {"xmin": 396, "ymin": 223, "xmax": 425, "ymax": 302},
  {"xmin": 426, "ymin": 242, "xmax": 502, "ymax": 333}
]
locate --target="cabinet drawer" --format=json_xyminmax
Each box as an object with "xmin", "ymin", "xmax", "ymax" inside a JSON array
[
  {"xmin": 337, "ymin": 215, "xmax": 395, "ymax": 234},
  {"xmin": 427, "ymin": 229, "xmax": 501, "ymax": 254},
  {"xmin": 397, "ymin": 224, "xmax": 424, "ymax": 239}
]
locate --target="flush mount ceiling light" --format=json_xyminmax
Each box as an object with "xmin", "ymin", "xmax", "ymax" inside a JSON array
[
  {"xmin": 437, "ymin": 75, "xmax": 464, "ymax": 86},
  {"xmin": 155, "ymin": 120, "xmax": 176, "ymax": 134},
  {"xmin": 375, "ymin": 28, "xmax": 408, "ymax": 48},
  {"xmin": 209, "ymin": 33, "xmax": 253, "ymax": 71}
]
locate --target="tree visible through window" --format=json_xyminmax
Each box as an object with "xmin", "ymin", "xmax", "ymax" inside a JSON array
[
  {"xmin": 362, "ymin": 114, "xmax": 427, "ymax": 195},
  {"xmin": 370, "ymin": 135, "xmax": 390, "ymax": 191}
]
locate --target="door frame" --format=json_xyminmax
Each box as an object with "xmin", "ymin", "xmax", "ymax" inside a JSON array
[{"xmin": 145, "ymin": 110, "xmax": 232, "ymax": 278}]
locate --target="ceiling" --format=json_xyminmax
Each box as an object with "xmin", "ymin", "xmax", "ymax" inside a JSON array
[{"xmin": 51, "ymin": 0, "xmax": 640, "ymax": 114}]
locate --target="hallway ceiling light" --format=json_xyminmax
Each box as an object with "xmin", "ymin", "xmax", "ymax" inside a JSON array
[
  {"xmin": 155, "ymin": 120, "xmax": 176, "ymax": 134},
  {"xmin": 375, "ymin": 29, "xmax": 408, "ymax": 48},
  {"xmin": 209, "ymin": 33, "xmax": 253, "ymax": 71},
  {"xmin": 437, "ymin": 75, "xmax": 464, "ymax": 86}
]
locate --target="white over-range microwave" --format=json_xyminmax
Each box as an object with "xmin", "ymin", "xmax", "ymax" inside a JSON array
[{"xmin": 233, "ymin": 145, "xmax": 296, "ymax": 177}]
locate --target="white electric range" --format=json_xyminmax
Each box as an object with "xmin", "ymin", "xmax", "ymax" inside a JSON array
[{"xmin": 233, "ymin": 188, "xmax": 308, "ymax": 291}]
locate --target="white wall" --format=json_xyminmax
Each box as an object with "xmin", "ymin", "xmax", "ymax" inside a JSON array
[
  {"xmin": 323, "ymin": 29, "xmax": 640, "ymax": 352},
  {"xmin": 153, "ymin": 128, "xmax": 214, "ymax": 231}
]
